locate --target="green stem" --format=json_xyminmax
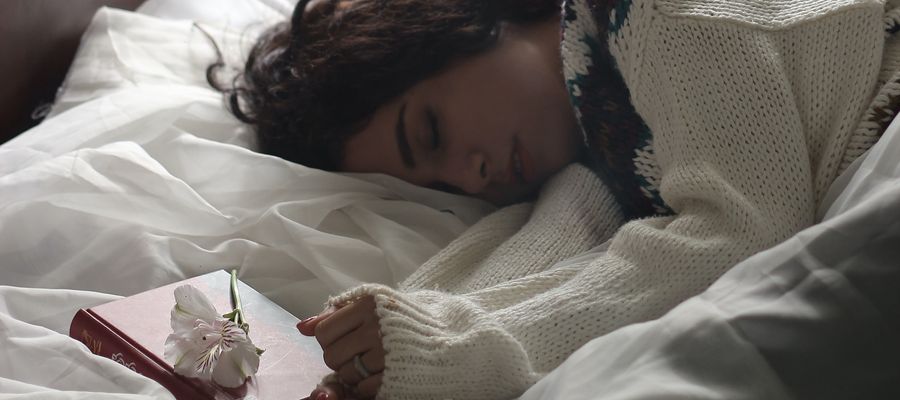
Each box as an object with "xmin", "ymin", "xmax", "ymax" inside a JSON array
[{"xmin": 229, "ymin": 269, "xmax": 244, "ymax": 327}]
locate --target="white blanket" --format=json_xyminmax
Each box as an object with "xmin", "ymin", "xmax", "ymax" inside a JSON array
[
  {"xmin": 2, "ymin": 0, "xmax": 899, "ymax": 398},
  {"xmin": 0, "ymin": 2, "xmax": 493, "ymax": 397}
]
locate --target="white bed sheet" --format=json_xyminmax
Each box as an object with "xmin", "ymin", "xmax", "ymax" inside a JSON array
[
  {"xmin": 2, "ymin": 0, "xmax": 898, "ymax": 398},
  {"xmin": 0, "ymin": 3, "xmax": 493, "ymax": 397}
]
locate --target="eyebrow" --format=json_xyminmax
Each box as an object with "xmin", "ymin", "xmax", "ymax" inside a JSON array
[{"xmin": 396, "ymin": 102, "xmax": 416, "ymax": 169}]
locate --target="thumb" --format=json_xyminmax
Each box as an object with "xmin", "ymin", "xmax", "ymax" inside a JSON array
[{"xmin": 309, "ymin": 382, "xmax": 346, "ymax": 400}]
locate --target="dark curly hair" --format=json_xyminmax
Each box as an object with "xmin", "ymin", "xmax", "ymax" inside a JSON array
[{"xmin": 208, "ymin": 0, "xmax": 562, "ymax": 170}]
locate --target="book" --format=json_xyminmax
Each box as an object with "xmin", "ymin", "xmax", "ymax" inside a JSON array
[{"xmin": 69, "ymin": 270, "xmax": 331, "ymax": 399}]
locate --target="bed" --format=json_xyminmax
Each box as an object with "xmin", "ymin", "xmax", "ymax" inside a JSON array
[
  {"xmin": 0, "ymin": 1, "xmax": 493, "ymax": 397},
  {"xmin": 0, "ymin": 0, "xmax": 898, "ymax": 398}
]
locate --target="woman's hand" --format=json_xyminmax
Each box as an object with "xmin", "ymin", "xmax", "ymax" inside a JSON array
[{"xmin": 298, "ymin": 296, "xmax": 385, "ymax": 400}]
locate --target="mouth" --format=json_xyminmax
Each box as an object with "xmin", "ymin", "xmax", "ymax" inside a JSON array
[{"xmin": 510, "ymin": 137, "xmax": 530, "ymax": 185}]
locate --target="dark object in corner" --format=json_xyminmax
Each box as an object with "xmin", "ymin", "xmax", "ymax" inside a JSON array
[{"xmin": 0, "ymin": 0, "xmax": 146, "ymax": 144}]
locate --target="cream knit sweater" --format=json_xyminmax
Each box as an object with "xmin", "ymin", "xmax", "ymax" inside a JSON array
[{"xmin": 328, "ymin": 0, "xmax": 900, "ymax": 398}]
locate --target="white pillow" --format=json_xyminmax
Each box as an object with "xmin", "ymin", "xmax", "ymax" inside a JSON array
[
  {"xmin": 136, "ymin": 0, "xmax": 295, "ymax": 27},
  {"xmin": 48, "ymin": 6, "xmax": 266, "ymax": 122}
]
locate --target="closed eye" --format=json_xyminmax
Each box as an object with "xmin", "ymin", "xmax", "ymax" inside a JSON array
[
  {"xmin": 425, "ymin": 106, "xmax": 440, "ymax": 150},
  {"xmin": 428, "ymin": 181, "xmax": 463, "ymax": 195}
]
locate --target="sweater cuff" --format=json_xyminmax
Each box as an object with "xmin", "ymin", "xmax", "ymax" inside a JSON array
[{"xmin": 327, "ymin": 284, "xmax": 539, "ymax": 400}]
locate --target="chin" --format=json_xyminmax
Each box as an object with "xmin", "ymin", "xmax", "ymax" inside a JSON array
[{"xmin": 487, "ymin": 183, "xmax": 544, "ymax": 206}]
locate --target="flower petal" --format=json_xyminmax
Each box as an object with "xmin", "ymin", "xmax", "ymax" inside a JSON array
[
  {"xmin": 211, "ymin": 340, "xmax": 261, "ymax": 388},
  {"xmin": 166, "ymin": 285, "xmax": 262, "ymax": 387},
  {"xmin": 164, "ymin": 333, "xmax": 186, "ymax": 365},
  {"xmin": 171, "ymin": 285, "xmax": 218, "ymax": 332},
  {"xmin": 166, "ymin": 335, "xmax": 209, "ymax": 379}
]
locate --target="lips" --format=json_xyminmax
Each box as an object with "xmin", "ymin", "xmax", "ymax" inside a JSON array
[
  {"xmin": 518, "ymin": 138, "xmax": 535, "ymax": 184},
  {"xmin": 508, "ymin": 137, "xmax": 532, "ymax": 185},
  {"xmin": 513, "ymin": 149, "xmax": 524, "ymax": 183}
]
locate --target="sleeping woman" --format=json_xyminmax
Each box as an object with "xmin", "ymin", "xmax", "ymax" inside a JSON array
[{"xmin": 212, "ymin": 0, "xmax": 900, "ymax": 398}]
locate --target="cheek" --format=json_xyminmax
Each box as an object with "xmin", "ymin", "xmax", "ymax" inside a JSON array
[
  {"xmin": 499, "ymin": 60, "xmax": 578, "ymax": 158},
  {"xmin": 340, "ymin": 106, "xmax": 406, "ymax": 176},
  {"xmin": 523, "ymin": 87, "xmax": 581, "ymax": 173},
  {"xmin": 538, "ymin": 127, "xmax": 580, "ymax": 179}
]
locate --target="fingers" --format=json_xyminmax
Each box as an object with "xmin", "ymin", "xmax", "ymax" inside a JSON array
[
  {"xmin": 311, "ymin": 375, "xmax": 381, "ymax": 400},
  {"xmin": 299, "ymin": 296, "xmax": 384, "ymax": 399},
  {"xmin": 297, "ymin": 297, "xmax": 371, "ymax": 339},
  {"xmin": 308, "ymin": 376, "xmax": 380, "ymax": 400},
  {"xmin": 297, "ymin": 306, "xmax": 337, "ymax": 336},
  {"xmin": 309, "ymin": 382, "xmax": 345, "ymax": 400},
  {"xmin": 335, "ymin": 349, "xmax": 386, "ymax": 385},
  {"xmin": 356, "ymin": 374, "xmax": 383, "ymax": 399},
  {"xmin": 322, "ymin": 322, "xmax": 383, "ymax": 370},
  {"xmin": 315, "ymin": 296, "xmax": 378, "ymax": 348}
]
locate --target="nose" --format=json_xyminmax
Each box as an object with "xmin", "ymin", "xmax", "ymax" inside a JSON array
[{"xmin": 440, "ymin": 151, "xmax": 489, "ymax": 195}]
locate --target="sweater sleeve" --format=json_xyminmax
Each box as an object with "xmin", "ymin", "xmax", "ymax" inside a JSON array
[
  {"xmin": 328, "ymin": 1, "xmax": 886, "ymax": 399},
  {"xmin": 328, "ymin": 164, "xmax": 627, "ymax": 399}
]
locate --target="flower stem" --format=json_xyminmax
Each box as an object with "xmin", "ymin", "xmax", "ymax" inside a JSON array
[{"xmin": 229, "ymin": 269, "xmax": 245, "ymax": 328}]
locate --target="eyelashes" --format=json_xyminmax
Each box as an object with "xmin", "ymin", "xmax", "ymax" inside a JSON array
[
  {"xmin": 428, "ymin": 181, "xmax": 463, "ymax": 195},
  {"xmin": 425, "ymin": 106, "xmax": 440, "ymax": 150}
]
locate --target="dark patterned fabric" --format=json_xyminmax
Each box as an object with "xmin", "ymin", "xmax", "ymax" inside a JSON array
[{"xmin": 562, "ymin": 0, "xmax": 673, "ymax": 219}]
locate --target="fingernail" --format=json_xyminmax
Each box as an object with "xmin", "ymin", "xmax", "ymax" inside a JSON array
[
  {"xmin": 297, "ymin": 316, "xmax": 315, "ymax": 329},
  {"xmin": 316, "ymin": 393, "xmax": 329, "ymax": 400}
]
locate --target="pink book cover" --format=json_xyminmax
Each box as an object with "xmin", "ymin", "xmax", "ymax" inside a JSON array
[{"xmin": 70, "ymin": 270, "xmax": 330, "ymax": 399}]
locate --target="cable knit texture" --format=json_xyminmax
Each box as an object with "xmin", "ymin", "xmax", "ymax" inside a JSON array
[{"xmin": 326, "ymin": 0, "xmax": 900, "ymax": 398}]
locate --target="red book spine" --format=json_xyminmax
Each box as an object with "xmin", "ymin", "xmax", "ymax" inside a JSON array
[{"xmin": 69, "ymin": 309, "xmax": 214, "ymax": 400}]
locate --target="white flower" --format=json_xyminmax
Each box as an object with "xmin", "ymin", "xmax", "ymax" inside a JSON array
[{"xmin": 164, "ymin": 285, "xmax": 261, "ymax": 388}]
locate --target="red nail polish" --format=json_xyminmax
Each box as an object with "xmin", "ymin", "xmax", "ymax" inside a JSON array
[{"xmin": 296, "ymin": 317, "xmax": 315, "ymax": 329}]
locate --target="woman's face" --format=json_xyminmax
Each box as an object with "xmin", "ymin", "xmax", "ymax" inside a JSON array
[{"xmin": 340, "ymin": 15, "xmax": 581, "ymax": 205}]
